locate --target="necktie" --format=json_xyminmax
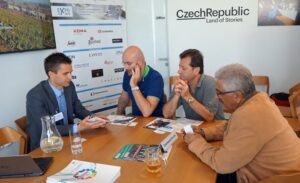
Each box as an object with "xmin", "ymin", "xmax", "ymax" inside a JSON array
[{"xmin": 58, "ymin": 91, "xmax": 68, "ymax": 125}]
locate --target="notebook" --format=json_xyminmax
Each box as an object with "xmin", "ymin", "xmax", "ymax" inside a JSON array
[{"xmin": 0, "ymin": 155, "xmax": 53, "ymax": 178}]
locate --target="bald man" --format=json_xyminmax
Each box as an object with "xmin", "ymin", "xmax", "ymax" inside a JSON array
[{"xmin": 117, "ymin": 46, "xmax": 164, "ymax": 117}]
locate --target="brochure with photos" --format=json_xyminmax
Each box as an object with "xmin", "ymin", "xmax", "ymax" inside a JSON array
[{"xmin": 113, "ymin": 144, "xmax": 159, "ymax": 162}]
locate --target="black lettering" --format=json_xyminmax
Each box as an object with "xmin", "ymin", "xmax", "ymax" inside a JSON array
[
  {"xmin": 184, "ymin": 11, "xmax": 189, "ymax": 18},
  {"xmin": 176, "ymin": 9, "xmax": 183, "ymax": 18},
  {"xmin": 218, "ymin": 10, "xmax": 224, "ymax": 18},
  {"xmin": 206, "ymin": 8, "xmax": 212, "ymax": 17},
  {"xmin": 244, "ymin": 9, "xmax": 250, "ymax": 15},
  {"xmin": 199, "ymin": 8, "xmax": 206, "ymax": 17},
  {"xmin": 231, "ymin": 7, "xmax": 238, "ymax": 16},
  {"xmin": 212, "ymin": 10, "xmax": 218, "ymax": 17}
]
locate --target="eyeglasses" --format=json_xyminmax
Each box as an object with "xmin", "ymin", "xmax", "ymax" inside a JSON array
[{"xmin": 216, "ymin": 90, "xmax": 239, "ymax": 96}]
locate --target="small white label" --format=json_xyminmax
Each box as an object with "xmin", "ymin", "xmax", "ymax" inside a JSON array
[
  {"xmin": 128, "ymin": 122, "xmax": 137, "ymax": 127},
  {"xmin": 54, "ymin": 112, "xmax": 64, "ymax": 122},
  {"xmin": 51, "ymin": 6, "xmax": 73, "ymax": 17},
  {"xmin": 184, "ymin": 125, "xmax": 194, "ymax": 134}
]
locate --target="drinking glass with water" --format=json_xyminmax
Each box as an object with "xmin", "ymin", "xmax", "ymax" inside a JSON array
[{"xmin": 69, "ymin": 124, "xmax": 83, "ymax": 155}]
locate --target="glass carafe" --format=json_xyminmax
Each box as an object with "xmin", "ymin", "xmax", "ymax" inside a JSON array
[{"xmin": 40, "ymin": 115, "xmax": 64, "ymax": 153}]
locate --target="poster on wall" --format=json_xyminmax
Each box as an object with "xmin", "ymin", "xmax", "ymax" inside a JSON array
[
  {"xmin": 50, "ymin": 0, "xmax": 126, "ymax": 114},
  {"xmin": 258, "ymin": 0, "xmax": 300, "ymax": 26},
  {"xmin": 0, "ymin": 0, "xmax": 55, "ymax": 54}
]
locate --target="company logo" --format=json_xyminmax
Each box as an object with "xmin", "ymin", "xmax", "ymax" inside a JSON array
[
  {"xmin": 67, "ymin": 40, "xmax": 76, "ymax": 46},
  {"xmin": 104, "ymin": 60, "xmax": 114, "ymax": 65},
  {"xmin": 73, "ymin": 29, "xmax": 87, "ymax": 34},
  {"xmin": 88, "ymin": 36, "xmax": 101, "ymax": 45},
  {"xmin": 112, "ymin": 38, "xmax": 123, "ymax": 43},
  {"xmin": 89, "ymin": 52, "xmax": 102, "ymax": 57},
  {"xmin": 176, "ymin": 6, "xmax": 250, "ymax": 23},
  {"xmin": 91, "ymin": 69, "xmax": 103, "ymax": 78},
  {"xmin": 74, "ymin": 63, "xmax": 89, "ymax": 69},
  {"xmin": 68, "ymin": 55, "xmax": 75, "ymax": 60},
  {"xmin": 97, "ymin": 29, "xmax": 113, "ymax": 33},
  {"xmin": 90, "ymin": 90, "xmax": 108, "ymax": 96},
  {"xmin": 114, "ymin": 67, "xmax": 124, "ymax": 73},
  {"xmin": 75, "ymin": 83, "xmax": 88, "ymax": 88},
  {"xmin": 115, "ymin": 50, "xmax": 123, "ymax": 55}
]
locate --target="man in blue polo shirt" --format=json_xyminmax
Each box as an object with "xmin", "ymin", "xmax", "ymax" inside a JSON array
[{"xmin": 117, "ymin": 46, "xmax": 164, "ymax": 117}]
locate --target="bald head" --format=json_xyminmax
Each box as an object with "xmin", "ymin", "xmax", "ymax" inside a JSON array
[
  {"xmin": 122, "ymin": 46, "xmax": 146, "ymax": 75},
  {"xmin": 123, "ymin": 46, "xmax": 145, "ymax": 64}
]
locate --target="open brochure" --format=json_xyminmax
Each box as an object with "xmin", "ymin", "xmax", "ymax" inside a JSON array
[
  {"xmin": 47, "ymin": 160, "xmax": 121, "ymax": 183},
  {"xmin": 144, "ymin": 118, "xmax": 203, "ymax": 133},
  {"xmin": 113, "ymin": 144, "xmax": 158, "ymax": 162},
  {"xmin": 113, "ymin": 144, "xmax": 172, "ymax": 164},
  {"xmin": 107, "ymin": 115, "xmax": 136, "ymax": 125},
  {"xmin": 114, "ymin": 131, "xmax": 177, "ymax": 164}
]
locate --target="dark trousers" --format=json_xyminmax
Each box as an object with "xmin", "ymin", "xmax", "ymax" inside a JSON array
[{"xmin": 216, "ymin": 172, "xmax": 237, "ymax": 183}]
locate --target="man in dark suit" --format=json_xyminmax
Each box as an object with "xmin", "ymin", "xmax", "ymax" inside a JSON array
[{"xmin": 26, "ymin": 53, "xmax": 107, "ymax": 151}]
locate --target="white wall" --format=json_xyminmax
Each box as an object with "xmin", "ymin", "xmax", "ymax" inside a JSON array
[
  {"xmin": 0, "ymin": 49, "xmax": 55, "ymax": 128},
  {"xmin": 166, "ymin": 0, "xmax": 300, "ymax": 94}
]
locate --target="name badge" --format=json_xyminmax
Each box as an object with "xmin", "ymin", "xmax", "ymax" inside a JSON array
[{"xmin": 54, "ymin": 112, "xmax": 64, "ymax": 122}]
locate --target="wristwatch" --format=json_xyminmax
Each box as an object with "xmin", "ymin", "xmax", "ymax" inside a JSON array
[
  {"xmin": 187, "ymin": 97, "xmax": 195, "ymax": 104},
  {"xmin": 131, "ymin": 86, "xmax": 139, "ymax": 91}
]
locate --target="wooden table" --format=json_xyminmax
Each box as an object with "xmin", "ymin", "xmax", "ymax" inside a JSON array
[{"xmin": 1, "ymin": 117, "xmax": 223, "ymax": 183}]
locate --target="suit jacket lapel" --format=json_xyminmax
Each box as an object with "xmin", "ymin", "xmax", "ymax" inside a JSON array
[{"xmin": 42, "ymin": 80, "xmax": 59, "ymax": 112}]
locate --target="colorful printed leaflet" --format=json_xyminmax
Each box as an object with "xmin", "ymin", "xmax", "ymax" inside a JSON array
[
  {"xmin": 47, "ymin": 160, "xmax": 120, "ymax": 183},
  {"xmin": 114, "ymin": 144, "xmax": 159, "ymax": 162}
]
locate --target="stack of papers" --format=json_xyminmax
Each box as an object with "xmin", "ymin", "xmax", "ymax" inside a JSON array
[
  {"xmin": 144, "ymin": 118, "xmax": 173, "ymax": 132},
  {"xmin": 107, "ymin": 115, "xmax": 136, "ymax": 125},
  {"xmin": 144, "ymin": 118, "xmax": 203, "ymax": 133},
  {"xmin": 170, "ymin": 118, "xmax": 203, "ymax": 133},
  {"xmin": 47, "ymin": 160, "xmax": 121, "ymax": 183}
]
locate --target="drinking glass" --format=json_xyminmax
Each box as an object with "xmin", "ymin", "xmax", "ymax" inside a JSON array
[{"xmin": 144, "ymin": 146, "xmax": 162, "ymax": 174}]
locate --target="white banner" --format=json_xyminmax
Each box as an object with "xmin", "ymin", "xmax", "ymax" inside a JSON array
[
  {"xmin": 167, "ymin": 0, "xmax": 300, "ymax": 93},
  {"xmin": 51, "ymin": 0, "xmax": 127, "ymax": 113}
]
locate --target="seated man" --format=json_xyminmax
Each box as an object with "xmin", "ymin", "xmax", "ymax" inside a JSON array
[
  {"xmin": 163, "ymin": 49, "xmax": 224, "ymax": 121},
  {"xmin": 26, "ymin": 53, "xmax": 107, "ymax": 151},
  {"xmin": 117, "ymin": 46, "xmax": 164, "ymax": 117},
  {"xmin": 184, "ymin": 64, "xmax": 300, "ymax": 183}
]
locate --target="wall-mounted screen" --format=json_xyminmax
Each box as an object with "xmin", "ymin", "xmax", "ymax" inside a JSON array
[{"xmin": 0, "ymin": 0, "xmax": 55, "ymax": 54}]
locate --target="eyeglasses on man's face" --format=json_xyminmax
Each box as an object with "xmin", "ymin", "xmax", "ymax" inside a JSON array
[{"xmin": 216, "ymin": 89, "xmax": 239, "ymax": 96}]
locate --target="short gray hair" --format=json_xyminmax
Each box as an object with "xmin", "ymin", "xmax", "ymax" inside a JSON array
[{"xmin": 215, "ymin": 64, "xmax": 256, "ymax": 98}]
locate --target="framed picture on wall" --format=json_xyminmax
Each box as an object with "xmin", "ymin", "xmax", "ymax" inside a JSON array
[
  {"xmin": 0, "ymin": 0, "xmax": 55, "ymax": 54},
  {"xmin": 258, "ymin": 0, "xmax": 300, "ymax": 26}
]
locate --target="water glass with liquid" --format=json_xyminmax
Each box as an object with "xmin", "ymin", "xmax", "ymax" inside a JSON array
[{"xmin": 69, "ymin": 124, "xmax": 83, "ymax": 155}]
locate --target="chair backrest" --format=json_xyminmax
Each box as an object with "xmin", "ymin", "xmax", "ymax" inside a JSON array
[
  {"xmin": 169, "ymin": 76, "xmax": 179, "ymax": 93},
  {"xmin": 252, "ymin": 75, "xmax": 270, "ymax": 95},
  {"xmin": 14, "ymin": 116, "xmax": 29, "ymax": 153},
  {"xmin": 0, "ymin": 127, "xmax": 25, "ymax": 154},
  {"xmin": 289, "ymin": 83, "xmax": 300, "ymax": 95},
  {"xmin": 289, "ymin": 92, "xmax": 300, "ymax": 119}
]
